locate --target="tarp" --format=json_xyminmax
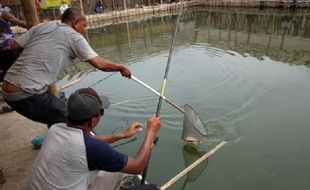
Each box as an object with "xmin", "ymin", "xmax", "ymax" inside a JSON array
[{"xmin": 40, "ymin": 0, "xmax": 72, "ymax": 10}]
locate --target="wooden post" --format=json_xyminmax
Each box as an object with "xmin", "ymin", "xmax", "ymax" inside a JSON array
[
  {"xmin": 20, "ymin": 0, "xmax": 40, "ymax": 27},
  {"xmin": 79, "ymin": 0, "xmax": 85, "ymax": 14},
  {"xmin": 111, "ymin": 0, "xmax": 115, "ymax": 11},
  {"xmin": 123, "ymin": 0, "xmax": 127, "ymax": 10}
]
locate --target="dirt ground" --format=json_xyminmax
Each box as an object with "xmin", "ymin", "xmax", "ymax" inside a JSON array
[{"xmin": 0, "ymin": 98, "xmax": 47, "ymax": 190}]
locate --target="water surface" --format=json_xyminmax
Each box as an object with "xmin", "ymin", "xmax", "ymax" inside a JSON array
[{"xmin": 58, "ymin": 8, "xmax": 310, "ymax": 190}]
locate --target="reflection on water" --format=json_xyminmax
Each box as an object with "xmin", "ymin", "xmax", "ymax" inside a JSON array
[
  {"xmin": 58, "ymin": 7, "xmax": 310, "ymax": 190},
  {"xmin": 95, "ymin": 8, "xmax": 310, "ymax": 61},
  {"xmin": 181, "ymin": 144, "xmax": 208, "ymax": 190},
  {"xmin": 61, "ymin": 8, "xmax": 310, "ymax": 79}
]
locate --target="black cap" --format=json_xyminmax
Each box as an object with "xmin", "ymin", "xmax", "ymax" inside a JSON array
[{"xmin": 68, "ymin": 88, "xmax": 110, "ymax": 120}]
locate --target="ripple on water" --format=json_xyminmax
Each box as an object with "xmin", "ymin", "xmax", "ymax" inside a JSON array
[{"xmin": 92, "ymin": 41, "xmax": 258, "ymax": 147}]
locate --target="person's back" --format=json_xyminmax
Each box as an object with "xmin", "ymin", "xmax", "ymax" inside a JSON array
[
  {"xmin": 4, "ymin": 22, "xmax": 95, "ymax": 94},
  {"xmin": 26, "ymin": 123, "xmax": 97, "ymax": 190}
]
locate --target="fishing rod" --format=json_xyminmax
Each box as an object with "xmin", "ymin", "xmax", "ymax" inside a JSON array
[
  {"xmin": 58, "ymin": 78, "xmax": 82, "ymax": 91},
  {"xmin": 58, "ymin": 75, "xmax": 131, "ymax": 106},
  {"xmin": 141, "ymin": 0, "xmax": 185, "ymax": 185}
]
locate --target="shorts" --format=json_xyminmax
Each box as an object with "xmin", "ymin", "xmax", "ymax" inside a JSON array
[{"xmin": 4, "ymin": 91, "xmax": 67, "ymax": 128}]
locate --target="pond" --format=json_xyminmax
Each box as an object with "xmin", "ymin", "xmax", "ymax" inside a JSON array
[{"xmin": 58, "ymin": 7, "xmax": 310, "ymax": 190}]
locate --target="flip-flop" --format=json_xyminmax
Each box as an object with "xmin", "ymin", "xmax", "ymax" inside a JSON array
[{"xmin": 31, "ymin": 135, "xmax": 46, "ymax": 149}]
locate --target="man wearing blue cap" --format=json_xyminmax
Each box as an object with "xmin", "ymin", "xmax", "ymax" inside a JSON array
[{"xmin": 26, "ymin": 88, "xmax": 161, "ymax": 190}]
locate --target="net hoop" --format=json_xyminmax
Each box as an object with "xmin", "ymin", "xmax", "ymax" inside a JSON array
[{"xmin": 182, "ymin": 104, "xmax": 208, "ymax": 142}]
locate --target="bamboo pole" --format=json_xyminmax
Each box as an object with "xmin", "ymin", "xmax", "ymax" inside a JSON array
[
  {"xmin": 58, "ymin": 78, "xmax": 82, "ymax": 91},
  {"xmin": 160, "ymin": 141, "xmax": 227, "ymax": 190}
]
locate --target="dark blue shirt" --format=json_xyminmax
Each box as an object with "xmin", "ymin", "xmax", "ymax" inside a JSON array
[{"xmin": 83, "ymin": 132, "xmax": 128, "ymax": 172}]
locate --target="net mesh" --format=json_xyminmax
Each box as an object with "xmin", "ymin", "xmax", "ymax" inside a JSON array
[{"xmin": 182, "ymin": 104, "xmax": 208, "ymax": 142}]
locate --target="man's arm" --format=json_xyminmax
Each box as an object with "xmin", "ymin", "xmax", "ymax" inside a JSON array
[
  {"xmin": 10, "ymin": 41, "xmax": 23, "ymax": 55},
  {"xmin": 10, "ymin": 41, "xmax": 22, "ymax": 51},
  {"xmin": 88, "ymin": 56, "xmax": 131, "ymax": 78},
  {"xmin": 1, "ymin": 10, "xmax": 27, "ymax": 28},
  {"xmin": 121, "ymin": 115, "xmax": 161, "ymax": 174},
  {"xmin": 93, "ymin": 122, "xmax": 143, "ymax": 143}
]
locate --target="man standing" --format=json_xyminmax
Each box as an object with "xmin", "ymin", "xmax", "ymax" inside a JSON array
[
  {"xmin": 26, "ymin": 88, "xmax": 161, "ymax": 189},
  {"xmin": 2, "ymin": 8, "xmax": 131, "ymax": 127}
]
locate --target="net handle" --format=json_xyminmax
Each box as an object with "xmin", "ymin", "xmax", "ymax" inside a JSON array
[
  {"xmin": 132, "ymin": 76, "xmax": 207, "ymax": 139},
  {"xmin": 131, "ymin": 76, "xmax": 184, "ymax": 114}
]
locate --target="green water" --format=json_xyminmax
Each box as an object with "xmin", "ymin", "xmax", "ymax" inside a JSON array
[{"xmin": 58, "ymin": 8, "xmax": 310, "ymax": 190}]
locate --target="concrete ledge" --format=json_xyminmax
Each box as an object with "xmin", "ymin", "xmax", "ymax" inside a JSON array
[{"xmin": 0, "ymin": 111, "xmax": 47, "ymax": 189}]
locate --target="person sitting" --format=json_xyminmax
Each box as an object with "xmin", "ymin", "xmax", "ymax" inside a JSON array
[
  {"xmin": 26, "ymin": 87, "xmax": 161, "ymax": 189},
  {"xmin": 95, "ymin": 0, "xmax": 104, "ymax": 14}
]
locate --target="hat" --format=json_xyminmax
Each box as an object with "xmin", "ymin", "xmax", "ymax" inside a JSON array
[{"xmin": 68, "ymin": 88, "xmax": 110, "ymax": 120}]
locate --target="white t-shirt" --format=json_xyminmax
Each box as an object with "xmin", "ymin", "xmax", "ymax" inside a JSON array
[
  {"xmin": 26, "ymin": 123, "xmax": 128, "ymax": 190},
  {"xmin": 26, "ymin": 123, "xmax": 97, "ymax": 190}
]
